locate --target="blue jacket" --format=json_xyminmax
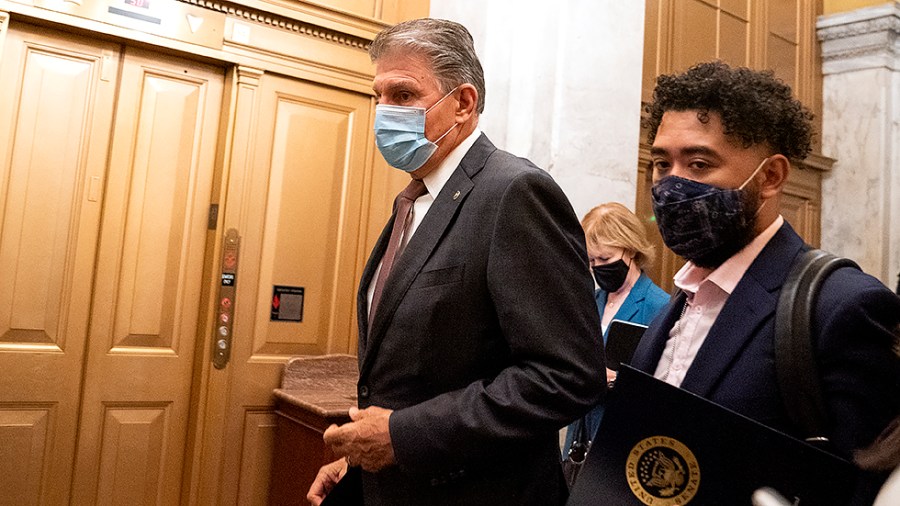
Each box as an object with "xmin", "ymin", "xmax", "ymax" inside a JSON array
[
  {"xmin": 563, "ymin": 272, "xmax": 669, "ymax": 455},
  {"xmin": 594, "ymin": 272, "xmax": 670, "ymax": 347}
]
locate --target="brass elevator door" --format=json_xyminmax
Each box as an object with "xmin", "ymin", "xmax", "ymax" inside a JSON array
[
  {"xmin": 0, "ymin": 22, "xmax": 224, "ymax": 504},
  {"xmin": 0, "ymin": 22, "xmax": 120, "ymax": 506},
  {"xmin": 195, "ymin": 71, "xmax": 379, "ymax": 505}
]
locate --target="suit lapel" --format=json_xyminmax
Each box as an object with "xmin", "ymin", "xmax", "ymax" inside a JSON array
[
  {"xmin": 615, "ymin": 275, "xmax": 649, "ymax": 322},
  {"xmin": 679, "ymin": 223, "xmax": 805, "ymax": 396},
  {"xmin": 678, "ymin": 274, "xmax": 775, "ymax": 395},
  {"xmin": 630, "ymin": 222, "xmax": 805, "ymax": 387},
  {"xmin": 358, "ymin": 134, "xmax": 494, "ymax": 379}
]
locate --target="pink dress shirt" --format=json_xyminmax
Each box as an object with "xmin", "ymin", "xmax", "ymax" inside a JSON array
[{"xmin": 654, "ymin": 216, "xmax": 785, "ymax": 386}]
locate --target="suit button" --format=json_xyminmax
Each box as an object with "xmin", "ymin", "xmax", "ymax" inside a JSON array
[{"xmin": 358, "ymin": 385, "xmax": 369, "ymax": 399}]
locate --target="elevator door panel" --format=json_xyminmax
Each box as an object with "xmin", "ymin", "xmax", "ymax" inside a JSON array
[
  {"xmin": 0, "ymin": 23, "xmax": 120, "ymax": 505},
  {"xmin": 214, "ymin": 72, "xmax": 373, "ymax": 504},
  {"xmin": 70, "ymin": 46, "xmax": 224, "ymax": 505}
]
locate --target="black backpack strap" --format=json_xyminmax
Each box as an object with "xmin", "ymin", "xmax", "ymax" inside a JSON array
[{"xmin": 775, "ymin": 248, "xmax": 860, "ymax": 443}]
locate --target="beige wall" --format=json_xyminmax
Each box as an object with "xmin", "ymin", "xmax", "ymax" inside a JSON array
[{"xmin": 823, "ymin": 0, "xmax": 886, "ymax": 14}]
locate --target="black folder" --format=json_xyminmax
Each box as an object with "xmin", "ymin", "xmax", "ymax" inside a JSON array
[
  {"xmin": 604, "ymin": 320, "xmax": 648, "ymax": 371},
  {"xmin": 567, "ymin": 366, "xmax": 857, "ymax": 505},
  {"xmin": 320, "ymin": 466, "xmax": 363, "ymax": 506}
]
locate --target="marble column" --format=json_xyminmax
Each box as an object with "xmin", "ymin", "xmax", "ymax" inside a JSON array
[
  {"xmin": 818, "ymin": 2, "xmax": 900, "ymax": 288},
  {"xmin": 429, "ymin": 0, "xmax": 646, "ymax": 220}
]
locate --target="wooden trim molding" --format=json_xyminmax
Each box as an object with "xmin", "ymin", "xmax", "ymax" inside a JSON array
[
  {"xmin": 179, "ymin": 0, "xmax": 374, "ymax": 50},
  {"xmin": 0, "ymin": 10, "xmax": 9, "ymax": 57}
]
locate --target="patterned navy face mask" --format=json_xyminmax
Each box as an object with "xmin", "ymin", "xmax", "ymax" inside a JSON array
[{"xmin": 651, "ymin": 158, "xmax": 768, "ymax": 268}]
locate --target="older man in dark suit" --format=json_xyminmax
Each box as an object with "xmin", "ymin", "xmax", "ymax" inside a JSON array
[
  {"xmin": 631, "ymin": 61, "xmax": 900, "ymax": 505},
  {"xmin": 307, "ymin": 18, "xmax": 605, "ymax": 506}
]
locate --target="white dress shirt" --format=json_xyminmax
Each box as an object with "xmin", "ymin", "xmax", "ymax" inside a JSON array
[{"xmin": 366, "ymin": 128, "xmax": 482, "ymax": 312}]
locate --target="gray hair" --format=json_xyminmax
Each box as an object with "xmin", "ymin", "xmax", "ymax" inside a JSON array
[{"xmin": 369, "ymin": 18, "xmax": 486, "ymax": 114}]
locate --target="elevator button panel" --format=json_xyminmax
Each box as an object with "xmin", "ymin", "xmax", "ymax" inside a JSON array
[{"xmin": 213, "ymin": 228, "xmax": 240, "ymax": 369}]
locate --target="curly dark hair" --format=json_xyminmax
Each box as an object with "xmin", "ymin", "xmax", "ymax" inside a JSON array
[{"xmin": 645, "ymin": 61, "xmax": 814, "ymax": 162}]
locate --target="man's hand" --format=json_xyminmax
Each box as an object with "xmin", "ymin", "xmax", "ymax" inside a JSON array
[
  {"xmin": 323, "ymin": 406, "xmax": 395, "ymax": 472},
  {"xmin": 307, "ymin": 458, "xmax": 347, "ymax": 506},
  {"xmin": 606, "ymin": 367, "xmax": 618, "ymax": 387}
]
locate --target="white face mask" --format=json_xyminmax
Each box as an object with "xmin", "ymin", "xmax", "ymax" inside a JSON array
[{"xmin": 373, "ymin": 87, "xmax": 459, "ymax": 172}]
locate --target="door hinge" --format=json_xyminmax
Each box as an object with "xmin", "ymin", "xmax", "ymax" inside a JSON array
[{"xmin": 207, "ymin": 204, "xmax": 219, "ymax": 230}]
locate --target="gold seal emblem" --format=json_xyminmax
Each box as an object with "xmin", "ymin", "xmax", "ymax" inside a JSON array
[{"xmin": 626, "ymin": 436, "xmax": 700, "ymax": 505}]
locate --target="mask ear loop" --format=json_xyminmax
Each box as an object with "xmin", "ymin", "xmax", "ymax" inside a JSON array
[
  {"xmin": 741, "ymin": 156, "xmax": 771, "ymax": 217},
  {"xmin": 425, "ymin": 85, "xmax": 461, "ymax": 114},
  {"xmin": 432, "ymin": 123, "xmax": 458, "ymax": 145},
  {"xmin": 739, "ymin": 156, "xmax": 770, "ymax": 190},
  {"xmin": 425, "ymin": 85, "xmax": 462, "ymax": 146}
]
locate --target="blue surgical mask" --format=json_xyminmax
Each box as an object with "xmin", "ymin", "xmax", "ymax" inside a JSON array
[
  {"xmin": 373, "ymin": 88, "xmax": 459, "ymax": 172},
  {"xmin": 651, "ymin": 157, "xmax": 768, "ymax": 268}
]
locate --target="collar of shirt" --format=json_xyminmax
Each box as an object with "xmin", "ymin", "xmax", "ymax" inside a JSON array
[
  {"xmin": 367, "ymin": 127, "xmax": 482, "ymax": 312},
  {"xmin": 674, "ymin": 215, "xmax": 785, "ymax": 297},
  {"xmin": 421, "ymin": 127, "xmax": 481, "ymax": 198}
]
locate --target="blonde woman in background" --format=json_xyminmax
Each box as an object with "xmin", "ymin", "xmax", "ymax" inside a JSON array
[{"xmin": 562, "ymin": 202, "xmax": 669, "ymax": 457}]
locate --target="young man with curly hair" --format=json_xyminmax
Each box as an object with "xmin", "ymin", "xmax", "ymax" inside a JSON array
[{"xmin": 631, "ymin": 61, "xmax": 900, "ymax": 505}]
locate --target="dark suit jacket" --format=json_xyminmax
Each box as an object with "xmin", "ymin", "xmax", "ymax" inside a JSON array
[
  {"xmin": 353, "ymin": 133, "xmax": 605, "ymax": 505},
  {"xmin": 631, "ymin": 221, "xmax": 900, "ymax": 503}
]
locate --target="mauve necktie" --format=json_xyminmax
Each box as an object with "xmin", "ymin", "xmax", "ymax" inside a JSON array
[{"xmin": 369, "ymin": 178, "xmax": 428, "ymax": 325}]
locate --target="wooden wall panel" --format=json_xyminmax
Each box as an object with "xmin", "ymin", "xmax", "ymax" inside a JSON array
[
  {"xmin": 769, "ymin": 0, "xmax": 799, "ymax": 41},
  {"xmin": 110, "ymin": 71, "xmax": 209, "ymax": 350},
  {"xmin": 210, "ymin": 71, "xmax": 376, "ymax": 504},
  {"xmin": 321, "ymin": 0, "xmax": 375, "ymax": 17},
  {"xmin": 720, "ymin": 0, "xmax": 748, "ymax": 18},
  {"xmin": 236, "ymin": 411, "xmax": 277, "ymax": 506},
  {"xmin": 95, "ymin": 405, "xmax": 168, "ymax": 506},
  {"xmin": 672, "ymin": 0, "xmax": 718, "ymax": 71},
  {"xmin": 253, "ymin": 95, "xmax": 362, "ymax": 355},
  {"xmin": 0, "ymin": 407, "xmax": 50, "ymax": 506},
  {"xmin": 767, "ymin": 33, "xmax": 799, "ymax": 91},
  {"xmin": 0, "ymin": 44, "xmax": 95, "ymax": 348},
  {"xmin": 781, "ymin": 164, "xmax": 824, "ymax": 246},
  {"xmin": 719, "ymin": 11, "xmax": 750, "ymax": 66},
  {"xmin": 643, "ymin": 0, "xmax": 814, "ymax": 104}
]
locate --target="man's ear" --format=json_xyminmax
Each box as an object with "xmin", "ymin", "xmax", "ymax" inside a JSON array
[
  {"xmin": 455, "ymin": 84, "xmax": 478, "ymax": 122},
  {"xmin": 760, "ymin": 154, "xmax": 790, "ymax": 199}
]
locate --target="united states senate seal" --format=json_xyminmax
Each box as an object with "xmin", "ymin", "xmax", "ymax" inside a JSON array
[{"xmin": 625, "ymin": 436, "xmax": 700, "ymax": 505}]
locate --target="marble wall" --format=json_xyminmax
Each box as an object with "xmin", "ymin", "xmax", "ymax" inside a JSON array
[
  {"xmin": 428, "ymin": 0, "xmax": 646, "ymax": 221},
  {"xmin": 818, "ymin": 3, "xmax": 900, "ymax": 288}
]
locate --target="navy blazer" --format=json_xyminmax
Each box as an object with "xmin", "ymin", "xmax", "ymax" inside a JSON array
[
  {"xmin": 631, "ymin": 221, "xmax": 900, "ymax": 503},
  {"xmin": 355, "ymin": 133, "xmax": 605, "ymax": 505}
]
